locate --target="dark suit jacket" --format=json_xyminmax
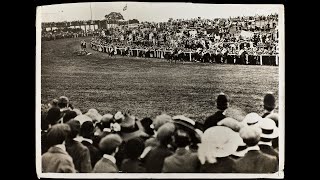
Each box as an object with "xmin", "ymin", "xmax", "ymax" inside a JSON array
[
  {"xmin": 42, "ymin": 146, "xmax": 76, "ymax": 173},
  {"xmin": 121, "ymin": 159, "xmax": 146, "ymax": 173},
  {"xmin": 233, "ymin": 150, "xmax": 278, "ymax": 173},
  {"xmin": 200, "ymin": 156, "xmax": 235, "ymax": 173},
  {"xmin": 204, "ymin": 110, "xmax": 226, "ymax": 130},
  {"xmin": 82, "ymin": 140, "xmax": 102, "ymax": 168},
  {"xmin": 162, "ymin": 148, "xmax": 200, "ymax": 173},
  {"xmin": 93, "ymin": 157, "xmax": 118, "ymax": 173},
  {"xmin": 65, "ymin": 140, "xmax": 92, "ymax": 173},
  {"xmin": 259, "ymin": 144, "xmax": 279, "ymax": 159},
  {"xmin": 144, "ymin": 144, "xmax": 174, "ymax": 173}
]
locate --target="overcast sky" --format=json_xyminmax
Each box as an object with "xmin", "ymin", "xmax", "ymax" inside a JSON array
[{"xmin": 39, "ymin": 2, "xmax": 283, "ymax": 23}]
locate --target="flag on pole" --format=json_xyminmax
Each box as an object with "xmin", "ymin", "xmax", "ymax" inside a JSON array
[{"xmin": 123, "ymin": 4, "xmax": 127, "ymax": 11}]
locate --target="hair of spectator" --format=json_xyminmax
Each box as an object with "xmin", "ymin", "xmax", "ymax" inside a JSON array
[
  {"xmin": 46, "ymin": 124, "xmax": 71, "ymax": 147},
  {"xmin": 173, "ymin": 129, "xmax": 191, "ymax": 148}
]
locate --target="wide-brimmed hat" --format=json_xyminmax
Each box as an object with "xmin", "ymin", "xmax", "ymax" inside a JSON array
[
  {"xmin": 243, "ymin": 113, "xmax": 263, "ymax": 126},
  {"xmin": 114, "ymin": 111, "xmax": 125, "ymax": 122},
  {"xmin": 120, "ymin": 114, "xmax": 136, "ymax": 128},
  {"xmin": 258, "ymin": 118, "xmax": 279, "ymax": 139},
  {"xmin": 153, "ymin": 114, "xmax": 172, "ymax": 131},
  {"xmin": 199, "ymin": 126, "xmax": 244, "ymax": 159},
  {"xmin": 101, "ymin": 114, "xmax": 114, "ymax": 124},
  {"xmin": 217, "ymin": 117, "xmax": 244, "ymax": 132},
  {"xmin": 265, "ymin": 113, "xmax": 279, "ymax": 127},
  {"xmin": 224, "ymin": 107, "xmax": 246, "ymax": 122},
  {"xmin": 85, "ymin": 109, "xmax": 102, "ymax": 122},
  {"xmin": 172, "ymin": 115, "xmax": 202, "ymax": 143},
  {"xmin": 74, "ymin": 114, "xmax": 92, "ymax": 125}
]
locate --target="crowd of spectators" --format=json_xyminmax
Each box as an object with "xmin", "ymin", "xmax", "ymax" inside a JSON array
[
  {"xmin": 41, "ymin": 92, "xmax": 280, "ymax": 173},
  {"xmin": 42, "ymin": 28, "xmax": 100, "ymax": 41},
  {"xmin": 90, "ymin": 14, "xmax": 279, "ymax": 56},
  {"xmin": 42, "ymin": 14, "xmax": 279, "ymax": 56}
]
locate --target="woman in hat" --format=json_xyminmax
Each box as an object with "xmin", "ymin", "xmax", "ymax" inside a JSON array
[
  {"xmin": 42, "ymin": 124, "xmax": 76, "ymax": 173},
  {"xmin": 198, "ymin": 126, "xmax": 243, "ymax": 173}
]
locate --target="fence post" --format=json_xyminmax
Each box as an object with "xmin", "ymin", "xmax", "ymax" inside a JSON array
[
  {"xmin": 276, "ymin": 55, "xmax": 279, "ymax": 66},
  {"xmin": 189, "ymin": 52, "xmax": 192, "ymax": 61},
  {"xmin": 260, "ymin": 55, "xmax": 263, "ymax": 65}
]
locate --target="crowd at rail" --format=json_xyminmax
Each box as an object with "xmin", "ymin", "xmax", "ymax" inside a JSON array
[
  {"xmin": 41, "ymin": 92, "xmax": 280, "ymax": 173},
  {"xmin": 42, "ymin": 14, "xmax": 279, "ymax": 61}
]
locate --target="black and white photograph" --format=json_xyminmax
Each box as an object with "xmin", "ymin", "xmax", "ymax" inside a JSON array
[{"xmin": 36, "ymin": 2, "xmax": 284, "ymax": 178}]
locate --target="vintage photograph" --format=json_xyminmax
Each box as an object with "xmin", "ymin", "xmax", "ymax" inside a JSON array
[{"xmin": 36, "ymin": 2, "xmax": 284, "ymax": 178}]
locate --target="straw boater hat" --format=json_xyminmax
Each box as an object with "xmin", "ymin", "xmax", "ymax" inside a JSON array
[
  {"xmin": 243, "ymin": 113, "xmax": 263, "ymax": 126},
  {"xmin": 198, "ymin": 126, "xmax": 244, "ymax": 164},
  {"xmin": 172, "ymin": 115, "xmax": 202, "ymax": 143},
  {"xmin": 258, "ymin": 118, "xmax": 279, "ymax": 139}
]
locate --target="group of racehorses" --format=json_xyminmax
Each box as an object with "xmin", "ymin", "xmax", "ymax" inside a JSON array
[{"xmin": 91, "ymin": 43, "xmax": 253, "ymax": 65}]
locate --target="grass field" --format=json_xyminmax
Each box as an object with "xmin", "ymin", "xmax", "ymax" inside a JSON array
[{"xmin": 41, "ymin": 37, "xmax": 279, "ymax": 123}]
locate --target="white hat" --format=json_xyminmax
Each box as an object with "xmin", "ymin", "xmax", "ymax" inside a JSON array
[
  {"xmin": 114, "ymin": 111, "xmax": 125, "ymax": 122},
  {"xmin": 200, "ymin": 126, "xmax": 244, "ymax": 158},
  {"xmin": 243, "ymin": 113, "xmax": 263, "ymax": 126},
  {"xmin": 217, "ymin": 117, "xmax": 244, "ymax": 132},
  {"xmin": 85, "ymin": 109, "xmax": 102, "ymax": 122},
  {"xmin": 74, "ymin": 115, "xmax": 92, "ymax": 125},
  {"xmin": 258, "ymin": 118, "xmax": 279, "ymax": 139}
]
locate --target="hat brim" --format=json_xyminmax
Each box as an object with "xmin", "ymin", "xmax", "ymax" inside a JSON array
[
  {"xmin": 261, "ymin": 129, "xmax": 279, "ymax": 139},
  {"xmin": 232, "ymin": 148, "xmax": 248, "ymax": 157}
]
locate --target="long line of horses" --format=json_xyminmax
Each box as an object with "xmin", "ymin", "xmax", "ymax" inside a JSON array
[{"xmin": 90, "ymin": 43, "xmax": 278, "ymax": 66}]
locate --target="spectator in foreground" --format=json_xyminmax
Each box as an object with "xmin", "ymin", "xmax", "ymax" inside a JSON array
[
  {"xmin": 144, "ymin": 114, "xmax": 173, "ymax": 148},
  {"xmin": 144, "ymin": 122, "xmax": 175, "ymax": 173},
  {"xmin": 65, "ymin": 120, "xmax": 92, "ymax": 173},
  {"xmin": 121, "ymin": 137, "xmax": 146, "ymax": 173},
  {"xmin": 162, "ymin": 129, "xmax": 200, "ymax": 172},
  {"xmin": 233, "ymin": 126, "xmax": 278, "ymax": 173},
  {"xmin": 93, "ymin": 134, "xmax": 123, "ymax": 173},
  {"xmin": 198, "ymin": 126, "xmax": 243, "ymax": 173},
  {"xmin": 261, "ymin": 92, "xmax": 276, "ymax": 118},
  {"xmin": 42, "ymin": 107, "xmax": 63, "ymax": 154},
  {"xmin": 204, "ymin": 92, "xmax": 230, "ymax": 130},
  {"xmin": 80, "ymin": 121, "xmax": 102, "ymax": 168},
  {"xmin": 257, "ymin": 118, "xmax": 279, "ymax": 159},
  {"xmin": 42, "ymin": 124, "xmax": 76, "ymax": 173}
]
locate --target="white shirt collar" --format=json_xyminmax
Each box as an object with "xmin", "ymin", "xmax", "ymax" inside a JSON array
[
  {"xmin": 103, "ymin": 154, "xmax": 116, "ymax": 164},
  {"xmin": 246, "ymin": 145, "xmax": 260, "ymax": 152},
  {"xmin": 54, "ymin": 144, "xmax": 66, "ymax": 152},
  {"xmin": 258, "ymin": 141, "xmax": 273, "ymax": 146},
  {"xmin": 82, "ymin": 138, "xmax": 93, "ymax": 144}
]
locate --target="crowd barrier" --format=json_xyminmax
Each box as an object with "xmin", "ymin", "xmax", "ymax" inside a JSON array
[{"xmin": 90, "ymin": 42, "xmax": 279, "ymax": 66}]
